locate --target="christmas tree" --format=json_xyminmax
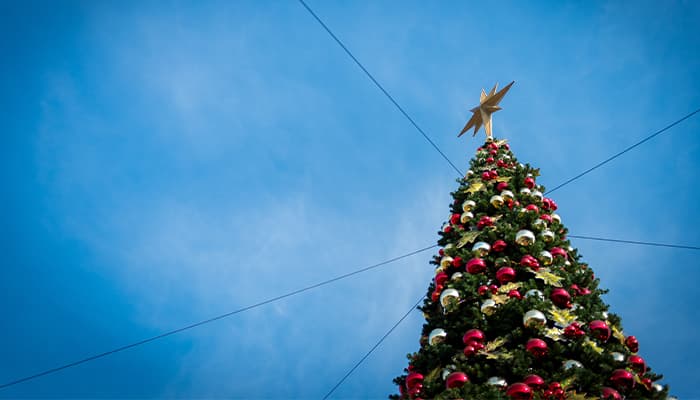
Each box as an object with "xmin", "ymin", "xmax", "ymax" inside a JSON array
[{"xmin": 391, "ymin": 83, "xmax": 669, "ymax": 400}]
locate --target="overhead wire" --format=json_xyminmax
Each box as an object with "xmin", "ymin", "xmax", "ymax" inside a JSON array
[
  {"xmin": 568, "ymin": 235, "xmax": 700, "ymax": 251},
  {"xmin": 0, "ymin": 245, "xmax": 437, "ymax": 390},
  {"xmin": 296, "ymin": 0, "xmax": 464, "ymax": 177}
]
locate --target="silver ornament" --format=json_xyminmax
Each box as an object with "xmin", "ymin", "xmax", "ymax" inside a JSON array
[
  {"xmin": 490, "ymin": 195, "xmax": 504, "ymax": 208},
  {"xmin": 525, "ymin": 289, "xmax": 544, "ymax": 300},
  {"xmin": 451, "ymin": 272, "xmax": 463, "ymax": 281},
  {"xmin": 472, "ymin": 241, "xmax": 491, "ymax": 257},
  {"xmin": 462, "ymin": 200, "xmax": 476, "ymax": 212},
  {"xmin": 539, "ymin": 250, "xmax": 553, "ymax": 266},
  {"xmin": 563, "ymin": 360, "xmax": 583, "ymax": 370},
  {"xmin": 540, "ymin": 229, "xmax": 555, "ymax": 243},
  {"xmin": 523, "ymin": 309, "xmax": 547, "ymax": 328},
  {"xmin": 532, "ymin": 218, "xmax": 547, "ymax": 231},
  {"xmin": 440, "ymin": 256, "xmax": 454, "ymax": 269},
  {"xmin": 602, "ymin": 311, "xmax": 609, "ymax": 320},
  {"xmin": 481, "ymin": 299, "xmax": 497, "ymax": 315},
  {"xmin": 486, "ymin": 376, "xmax": 507, "ymax": 388},
  {"xmin": 500, "ymin": 191, "xmax": 514, "ymax": 203},
  {"xmin": 515, "ymin": 230, "xmax": 536, "ymax": 246},
  {"xmin": 531, "ymin": 190, "xmax": 543, "ymax": 202},
  {"xmin": 435, "ymin": 266, "xmax": 445, "ymax": 274},
  {"xmin": 442, "ymin": 365, "xmax": 456, "ymax": 380},
  {"xmin": 428, "ymin": 328, "xmax": 447, "ymax": 345},
  {"xmin": 466, "ymin": 170, "xmax": 474, "ymax": 177},
  {"xmin": 653, "ymin": 383, "xmax": 663, "ymax": 392},
  {"xmin": 520, "ymin": 187, "xmax": 531, "ymax": 195},
  {"xmin": 460, "ymin": 211, "xmax": 474, "ymax": 223},
  {"xmin": 440, "ymin": 288, "xmax": 460, "ymax": 307},
  {"xmin": 551, "ymin": 214, "xmax": 562, "ymax": 224},
  {"xmin": 611, "ymin": 352, "xmax": 625, "ymax": 363}
]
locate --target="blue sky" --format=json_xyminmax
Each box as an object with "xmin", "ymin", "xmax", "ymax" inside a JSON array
[{"xmin": 2, "ymin": 0, "xmax": 699, "ymax": 398}]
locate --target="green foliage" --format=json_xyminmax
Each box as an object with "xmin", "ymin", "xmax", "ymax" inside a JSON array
[{"xmin": 391, "ymin": 140, "xmax": 667, "ymax": 399}]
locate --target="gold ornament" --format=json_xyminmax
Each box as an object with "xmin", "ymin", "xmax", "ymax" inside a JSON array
[
  {"xmin": 535, "ymin": 268, "xmax": 564, "ymax": 287},
  {"xmin": 584, "ymin": 338, "xmax": 604, "ymax": 354},
  {"xmin": 498, "ymin": 282, "xmax": 522, "ymax": 294},
  {"xmin": 495, "ymin": 176, "xmax": 512, "ymax": 183},
  {"xmin": 458, "ymin": 81, "xmax": 515, "ymax": 140},
  {"xmin": 545, "ymin": 327, "xmax": 564, "ymax": 341},
  {"xmin": 484, "ymin": 337, "xmax": 507, "ymax": 352},
  {"xmin": 515, "ymin": 230, "xmax": 536, "ymax": 246},
  {"xmin": 612, "ymin": 325, "xmax": 626, "ymax": 343},
  {"xmin": 491, "ymin": 293, "xmax": 509, "ymax": 305},
  {"xmin": 466, "ymin": 181, "xmax": 485, "ymax": 194},
  {"xmin": 456, "ymin": 230, "xmax": 480, "ymax": 248},
  {"xmin": 462, "ymin": 199, "xmax": 476, "ymax": 212},
  {"xmin": 490, "ymin": 195, "xmax": 505, "ymax": 208},
  {"xmin": 548, "ymin": 307, "xmax": 578, "ymax": 327}
]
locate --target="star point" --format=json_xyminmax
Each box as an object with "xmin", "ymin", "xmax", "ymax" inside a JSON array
[{"xmin": 458, "ymin": 81, "xmax": 514, "ymax": 140}]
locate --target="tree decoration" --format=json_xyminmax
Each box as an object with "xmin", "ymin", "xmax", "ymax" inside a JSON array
[{"xmin": 390, "ymin": 84, "xmax": 668, "ymax": 399}]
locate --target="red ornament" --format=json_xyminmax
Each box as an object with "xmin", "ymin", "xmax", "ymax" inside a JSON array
[
  {"xmin": 489, "ymin": 284, "xmax": 499, "ymax": 294},
  {"xmin": 467, "ymin": 258, "xmax": 487, "ymax": 274},
  {"xmin": 488, "ymin": 142, "xmax": 499, "ymax": 150},
  {"xmin": 442, "ymin": 224, "xmax": 452, "ymax": 233},
  {"xmin": 438, "ymin": 248, "xmax": 445, "ymax": 256},
  {"xmin": 628, "ymin": 355, "xmax": 646, "ymax": 374},
  {"xmin": 445, "ymin": 372, "xmax": 468, "ymax": 389},
  {"xmin": 506, "ymin": 383, "xmax": 533, "ymax": 400},
  {"xmin": 477, "ymin": 216, "xmax": 494, "ymax": 230},
  {"xmin": 450, "ymin": 213, "xmax": 461, "ymax": 225},
  {"xmin": 541, "ymin": 198, "xmax": 553, "ymax": 210},
  {"xmin": 589, "ymin": 320, "xmax": 611, "ymax": 342},
  {"xmin": 482, "ymin": 171, "xmax": 492, "ymax": 181},
  {"xmin": 600, "ymin": 387, "xmax": 622, "ymax": 400},
  {"xmin": 497, "ymin": 182, "xmax": 509, "ymax": 192},
  {"xmin": 508, "ymin": 289, "xmax": 522, "ymax": 299},
  {"xmin": 489, "ymin": 170, "xmax": 499, "ymax": 179},
  {"xmin": 610, "ymin": 369, "xmax": 635, "ymax": 390},
  {"xmin": 431, "ymin": 290, "xmax": 440, "ymax": 302},
  {"xmin": 524, "ymin": 177, "xmax": 535, "ymax": 189},
  {"xmin": 408, "ymin": 384, "xmax": 422, "ymax": 397},
  {"xmin": 435, "ymin": 272, "xmax": 448, "ymax": 286},
  {"xmin": 520, "ymin": 255, "xmax": 540, "ymax": 270},
  {"xmin": 462, "ymin": 329, "xmax": 485, "ymax": 345},
  {"xmin": 625, "ymin": 336, "xmax": 639, "ymax": 353},
  {"xmin": 550, "ymin": 288, "xmax": 572, "ymax": 308},
  {"xmin": 486, "ymin": 157, "xmax": 495, "ymax": 163},
  {"xmin": 549, "ymin": 247, "xmax": 567, "ymax": 259},
  {"xmin": 406, "ymin": 372, "xmax": 424, "ymax": 389},
  {"xmin": 490, "ymin": 148, "xmax": 498, "ymax": 155},
  {"xmin": 526, "ymin": 338, "xmax": 548, "ymax": 357},
  {"xmin": 640, "ymin": 377, "xmax": 653, "ymax": 390},
  {"xmin": 452, "ymin": 256, "xmax": 463, "ymax": 268},
  {"xmin": 540, "ymin": 214, "xmax": 552, "ymax": 223},
  {"xmin": 563, "ymin": 322, "xmax": 586, "ymax": 339},
  {"xmin": 492, "ymin": 240, "xmax": 507, "ymax": 251},
  {"xmin": 463, "ymin": 345, "xmax": 477, "ymax": 357},
  {"xmin": 525, "ymin": 204, "xmax": 539, "ymax": 213},
  {"xmin": 478, "ymin": 285, "xmax": 489, "ymax": 296},
  {"xmin": 496, "ymin": 267, "xmax": 516, "ymax": 283},
  {"xmin": 523, "ymin": 375, "xmax": 545, "ymax": 391}
]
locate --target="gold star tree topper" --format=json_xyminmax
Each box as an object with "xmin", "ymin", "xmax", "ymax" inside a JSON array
[{"xmin": 458, "ymin": 81, "xmax": 515, "ymax": 140}]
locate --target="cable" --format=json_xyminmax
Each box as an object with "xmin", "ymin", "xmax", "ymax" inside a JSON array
[
  {"xmin": 322, "ymin": 294, "xmax": 426, "ymax": 399},
  {"xmin": 0, "ymin": 245, "xmax": 437, "ymax": 391},
  {"xmin": 568, "ymin": 234, "xmax": 700, "ymax": 251},
  {"xmin": 546, "ymin": 107, "xmax": 700, "ymax": 195},
  {"xmin": 296, "ymin": 0, "xmax": 464, "ymax": 177}
]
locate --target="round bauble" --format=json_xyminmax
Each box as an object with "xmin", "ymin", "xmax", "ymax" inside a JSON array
[
  {"xmin": 481, "ymin": 299, "xmax": 497, "ymax": 315},
  {"xmin": 520, "ymin": 254, "xmax": 540, "ymax": 270},
  {"xmin": 442, "ymin": 223, "xmax": 452, "ymax": 233},
  {"xmin": 501, "ymin": 190, "xmax": 515, "ymax": 201},
  {"xmin": 506, "ymin": 382, "xmax": 533, "ymax": 400},
  {"xmin": 451, "ymin": 272, "xmax": 463, "ymax": 281},
  {"xmin": 540, "ymin": 230, "xmax": 555, "ymax": 243},
  {"xmin": 550, "ymin": 247, "xmax": 567, "ymax": 259},
  {"xmin": 478, "ymin": 285, "xmax": 489, "ymax": 296},
  {"xmin": 526, "ymin": 338, "xmax": 548, "ymax": 357},
  {"xmin": 653, "ymin": 383, "xmax": 663, "ymax": 392},
  {"xmin": 472, "ymin": 241, "xmax": 491, "ymax": 257},
  {"xmin": 440, "ymin": 256, "xmax": 454, "ymax": 269},
  {"xmin": 539, "ymin": 250, "xmax": 553, "ymax": 266},
  {"xmin": 462, "ymin": 329, "xmax": 485, "ymax": 345},
  {"xmin": 490, "ymin": 195, "xmax": 505, "ymax": 208},
  {"xmin": 610, "ymin": 352, "xmax": 625, "ymax": 363},
  {"xmin": 460, "ymin": 211, "xmax": 474, "ymax": 223},
  {"xmin": 524, "ymin": 177, "xmax": 535, "ymax": 189},
  {"xmin": 525, "ymin": 289, "xmax": 544, "ymax": 300},
  {"xmin": 610, "ymin": 369, "xmax": 635, "ymax": 390},
  {"xmin": 496, "ymin": 267, "xmax": 516, "ymax": 283},
  {"xmin": 439, "ymin": 288, "xmax": 460, "ymax": 307},
  {"xmin": 508, "ymin": 289, "xmax": 522, "ymax": 299},
  {"xmin": 550, "ymin": 288, "xmax": 571, "ymax": 308},
  {"xmin": 601, "ymin": 387, "xmax": 622, "ymax": 400},
  {"xmin": 563, "ymin": 360, "xmax": 583, "ymax": 370},
  {"xmin": 625, "ymin": 335, "xmax": 639, "ymax": 353},
  {"xmin": 452, "ymin": 256, "xmax": 463, "ymax": 268},
  {"xmin": 487, "ymin": 376, "xmax": 507, "ymax": 388},
  {"xmin": 450, "ymin": 213, "xmax": 461, "ymax": 225},
  {"xmin": 563, "ymin": 322, "xmax": 585, "ymax": 338},
  {"xmin": 531, "ymin": 190, "xmax": 543, "ymax": 202},
  {"xmin": 551, "ymin": 213, "xmax": 561, "ymax": 224},
  {"xmin": 406, "ymin": 372, "xmax": 424, "ymax": 389},
  {"xmin": 531, "ymin": 218, "xmax": 547, "ymax": 231},
  {"xmin": 467, "ymin": 258, "xmax": 487, "ymax": 274},
  {"xmin": 428, "ymin": 328, "xmax": 447, "ymax": 345},
  {"xmin": 492, "ymin": 239, "xmax": 507, "ymax": 252},
  {"xmin": 523, "ymin": 375, "xmax": 545, "ymax": 391},
  {"xmin": 523, "ymin": 310, "xmax": 546, "ymax": 328},
  {"xmin": 520, "ymin": 187, "xmax": 531, "ymax": 196},
  {"xmin": 629, "ymin": 354, "xmax": 646, "ymax": 374},
  {"xmin": 441, "ymin": 365, "xmax": 456, "ymax": 380},
  {"xmin": 445, "ymin": 372, "xmax": 468, "ymax": 389},
  {"xmin": 515, "ymin": 230, "xmax": 536, "ymax": 246},
  {"xmin": 589, "ymin": 320, "xmax": 611, "ymax": 341},
  {"xmin": 462, "ymin": 200, "xmax": 476, "ymax": 212},
  {"xmin": 435, "ymin": 272, "xmax": 448, "ymax": 286},
  {"xmin": 497, "ymin": 182, "xmax": 509, "ymax": 192}
]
